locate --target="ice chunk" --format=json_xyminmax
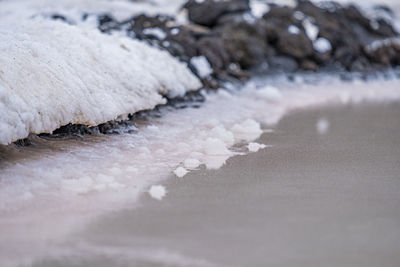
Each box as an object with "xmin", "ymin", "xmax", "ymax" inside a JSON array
[
  {"xmin": 142, "ymin": 27, "xmax": 166, "ymax": 39},
  {"xmin": 288, "ymin": 25, "xmax": 300, "ymax": 34},
  {"xmin": 173, "ymin": 167, "xmax": 189, "ymax": 178},
  {"xmin": 303, "ymin": 18, "xmax": 319, "ymax": 41},
  {"xmin": 316, "ymin": 118, "xmax": 330, "ymax": 135},
  {"xmin": 149, "ymin": 185, "xmax": 167, "ymax": 200},
  {"xmin": 256, "ymin": 86, "xmax": 282, "ymax": 101},
  {"xmin": 209, "ymin": 125, "xmax": 235, "ymax": 146},
  {"xmin": 250, "ymin": 0, "xmax": 270, "ymax": 18},
  {"xmin": 183, "ymin": 159, "xmax": 201, "ymax": 169},
  {"xmin": 313, "ymin": 37, "xmax": 332, "ymax": 53},
  {"xmin": 203, "ymin": 138, "xmax": 232, "ymax": 156},
  {"xmin": 190, "ymin": 56, "xmax": 213, "ymax": 78},
  {"xmin": 231, "ymin": 119, "xmax": 263, "ymax": 142},
  {"xmin": 248, "ymin": 142, "xmax": 267, "ymax": 152}
]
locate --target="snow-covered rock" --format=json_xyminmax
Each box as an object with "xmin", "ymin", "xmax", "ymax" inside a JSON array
[{"xmin": 0, "ymin": 19, "xmax": 201, "ymax": 145}]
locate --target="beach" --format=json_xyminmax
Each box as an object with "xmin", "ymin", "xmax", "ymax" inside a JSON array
[{"xmin": 31, "ymin": 101, "xmax": 400, "ymax": 267}]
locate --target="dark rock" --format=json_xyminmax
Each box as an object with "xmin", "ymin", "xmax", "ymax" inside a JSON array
[
  {"xmin": 276, "ymin": 31, "xmax": 313, "ymax": 59},
  {"xmin": 266, "ymin": 55, "xmax": 299, "ymax": 73},
  {"xmin": 166, "ymin": 26, "xmax": 199, "ymax": 59},
  {"xmin": 98, "ymin": 14, "xmax": 120, "ymax": 32},
  {"xmin": 197, "ymin": 37, "xmax": 230, "ymax": 74},
  {"xmin": 129, "ymin": 14, "xmax": 172, "ymax": 32},
  {"xmin": 299, "ymin": 59, "xmax": 319, "ymax": 71},
  {"xmin": 215, "ymin": 14, "xmax": 269, "ymax": 69},
  {"xmin": 184, "ymin": 0, "xmax": 249, "ymax": 27},
  {"xmin": 51, "ymin": 14, "xmax": 68, "ymax": 22},
  {"xmin": 364, "ymin": 39, "xmax": 400, "ymax": 66}
]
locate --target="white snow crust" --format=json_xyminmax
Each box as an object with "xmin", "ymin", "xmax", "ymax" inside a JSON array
[{"xmin": 0, "ymin": 19, "xmax": 200, "ymax": 145}]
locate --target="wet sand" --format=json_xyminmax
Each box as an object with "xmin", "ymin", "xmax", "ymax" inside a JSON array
[{"xmin": 34, "ymin": 102, "xmax": 400, "ymax": 267}]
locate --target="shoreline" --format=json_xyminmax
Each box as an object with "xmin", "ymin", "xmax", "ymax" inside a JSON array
[{"xmin": 29, "ymin": 101, "xmax": 400, "ymax": 267}]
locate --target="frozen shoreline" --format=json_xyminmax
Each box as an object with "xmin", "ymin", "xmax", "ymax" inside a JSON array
[
  {"xmin": 5, "ymin": 100, "xmax": 400, "ymax": 267},
  {"xmin": 1, "ymin": 76, "xmax": 400, "ymax": 266}
]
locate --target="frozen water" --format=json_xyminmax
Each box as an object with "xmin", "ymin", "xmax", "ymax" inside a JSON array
[
  {"xmin": 248, "ymin": 142, "xmax": 267, "ymax": 152},
  {"xmin": 149, "ymin": 185, "xmax": 167, "ymax": 200},
  {"xmin": 190, "ymin": 56, "xmax": 213, "ymax": 78},
  {"xmin": 174, "ymin": 167, "xmax": 189, "ymax": 178}
]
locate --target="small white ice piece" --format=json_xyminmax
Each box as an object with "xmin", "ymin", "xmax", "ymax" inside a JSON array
[
  {"xmin": 231, "ymin": 119, "xmax": 263, "ymax": 142},
  {"xmin": 173, "ymin": 166, "xmax": 189, "ymax": 178},
  {"xmin": 142, "ymin": 27, "xmax": 166, "ymax": 39},
  {"xmin": 250, "ymin": 0, "xmax": 270, "ymax": 18},
  {"xmin": 149, "ymin": 185, "xmax": 167, "ymax": 200},
  {"xmin": 303, "ymin": 18, "xmax": 319, "ymax": 41},
  {"xmin": 288, "ymin": 25, "xmax": 300, "ymax": 34},
  {"xmin": 313, "ymin": 37, "xmax": 332, "ymax": 53},
  {"xmin": 190, "ymin": 56, "xmax": 213, "ymax": 78},
  {"xmin": 316, "ymin": 118, "xmax": 330, "ymax": 135},
  {"xmin": 248, "ymin": 142, "xmax": 267, "ymax": 152},
  {"xmin": 256, "ymin": 86, "xmax": 282, "ymax": 101},
  {"xmin": 183, "ymin": 159, "xmax": 201, "ymax": 169}
]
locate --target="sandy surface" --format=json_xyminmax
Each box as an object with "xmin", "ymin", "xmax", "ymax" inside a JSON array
[{"xmin": 33, "ymin": 102, "xmax": 400, "ymax": 267}]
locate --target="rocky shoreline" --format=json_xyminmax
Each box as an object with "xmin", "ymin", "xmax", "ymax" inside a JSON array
[
  {"xmin": 93, "ymin": 0, "xmax": 400, "ymax": 84},
  {"xmin": 17, "ymin": 0, "xmax": 400, "ymax": 144}
]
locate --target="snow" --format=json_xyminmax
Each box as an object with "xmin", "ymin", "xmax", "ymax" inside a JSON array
[
  {"xmin": 250, "ymin": 0, "xmax": 270, "ymax": 18},
  {"xmin": 288, "ymin": 25, "xmax": 300, "ymax": 34},
  {"xmin": 365, "ymin": 37, "xmax": 400, "ymax": 51},
  {"xmin": 231, "ymin": 119, "xmax": 263, "ymax": 142},
  {"xmin": 2, "ymin": 75, "xmax": 400, "ymax": 267},
  {"xmin": 256, "ymin": 86, "xmax": 282, "ymax": 102},
  {"xmin": 183, "ymin": 159, "xmax": 201, "ymax": 169},
  {"xmin": 190, "ymin": 56, "xmax": 213, "ymax": 78},
  {"xmin": 0, "ymin": 18, "xmax": 201, "ymax": 145},
  {"xmin": 173, "ymin": 167, "xmax": 189, "ymax": 178},
  {"xmin": 302, "ymin": 18, "xmax": 319, "ymax": 41},
  {"xmin": 248, "ymin": 142, "xmax": 267, "ymax": 152},
  {"xmin": 316, "ymin": 118, "xmax": 330, "ymax": 135},
  {"xmin": 313, "ymin": 37, "xmax": 332, "ymax": 53},
  {"xmin": 142, "ymin": 27, "xmax": 167, "ymax": 39},
  {"xmin": 149, "ymin": 185, "xmax": 167, "ymax": 200}
]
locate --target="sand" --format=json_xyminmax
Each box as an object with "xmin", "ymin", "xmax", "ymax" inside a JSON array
[{"xmin": 32, "ymin": 102, "xmax": 400, "ymax": 267}]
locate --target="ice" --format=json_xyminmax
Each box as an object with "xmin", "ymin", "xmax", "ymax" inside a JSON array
[
  {"xmin": 149, "ymin": 185, "xmax": 167, "ymax": 200},
  {"xmin": 231, "ymin": 119, "xmax": 263, "ymax": 142},
  {"xmin": 303, "ymin": 18, "xmax": 319, "ymax": 41},
  {"xmin": 183, "ymin": 159, "xmax": 201, "ymax": 169},
  {"xmin": 190, "ymin": 56, "xmax": 213, "ymax": 78},
  {"xmin": 209, "ymin": 125, "xmax": 235, "ymax": 147},
  {"xmin": 0, "ymin": 18, "xmax": 200, "ymax": 145},
  {"xmin": 316, "ymin": 118, "xmax": 330, "ymax": 135},
  {"xmin": 173, "ymin": 167, "xmax": 189, "ymax": 178},
  {"xmin": 203, "ymin": 138, "xmax": 232, "ymax": 156},
  {"xmin": 256, "ymin": 86, "xmax": 282, "ymax": 102},
  {"xmin": 313, "ymin": 37, "xmax": 332, "ymax": 53},
  {"xmin": 142, "ymin": 28, "xmax": 166, "ymax": 39},
  {"xmin": 288, "ymin": 25, "xmax": 300, "ymax": 34},
  {"xmin": 248, "ymin": 142, "xmax": 267, "ymax": 152},
  {"xmin": 250, "ymin": 0, "xmax": 270, "ymax": 18}
]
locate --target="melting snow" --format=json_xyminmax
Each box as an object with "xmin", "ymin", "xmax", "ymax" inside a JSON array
[
  {"xmin": 248, "ymin": 142, "xmax": 267, "ymax": 152},
  {"xmin": 288, "ymin": 25, "xmax": 300, "ymax": 34},
  {"xmin": 173, "ymin": 167, "xmax": 189, "ymax": 178},
  {"xmin": 149, "ymin": 185, "xmax": 167, "ymax": 200},
  {"xmin": 313, "ymin": 37, "xmax": 332, "ymax": 53},
  {"xmin": 0, "ymin": 18, "xmax": 200, "ymax": 145},
  {"xmin": 190, "ymin": 56, "xmax": 213, "ymax": 78},
  {"xmin": 250, "ymin": 0, "xmax": 270, "ymax": 18},
  {"xmin": 316, "ymin": 118, "xmax": 330, "ymax": 135}
]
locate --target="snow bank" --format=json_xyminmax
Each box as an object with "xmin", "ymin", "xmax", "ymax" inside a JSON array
[{"xmin": 0, "ymin": 19, "xmax": 201, "ymax": 145}]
